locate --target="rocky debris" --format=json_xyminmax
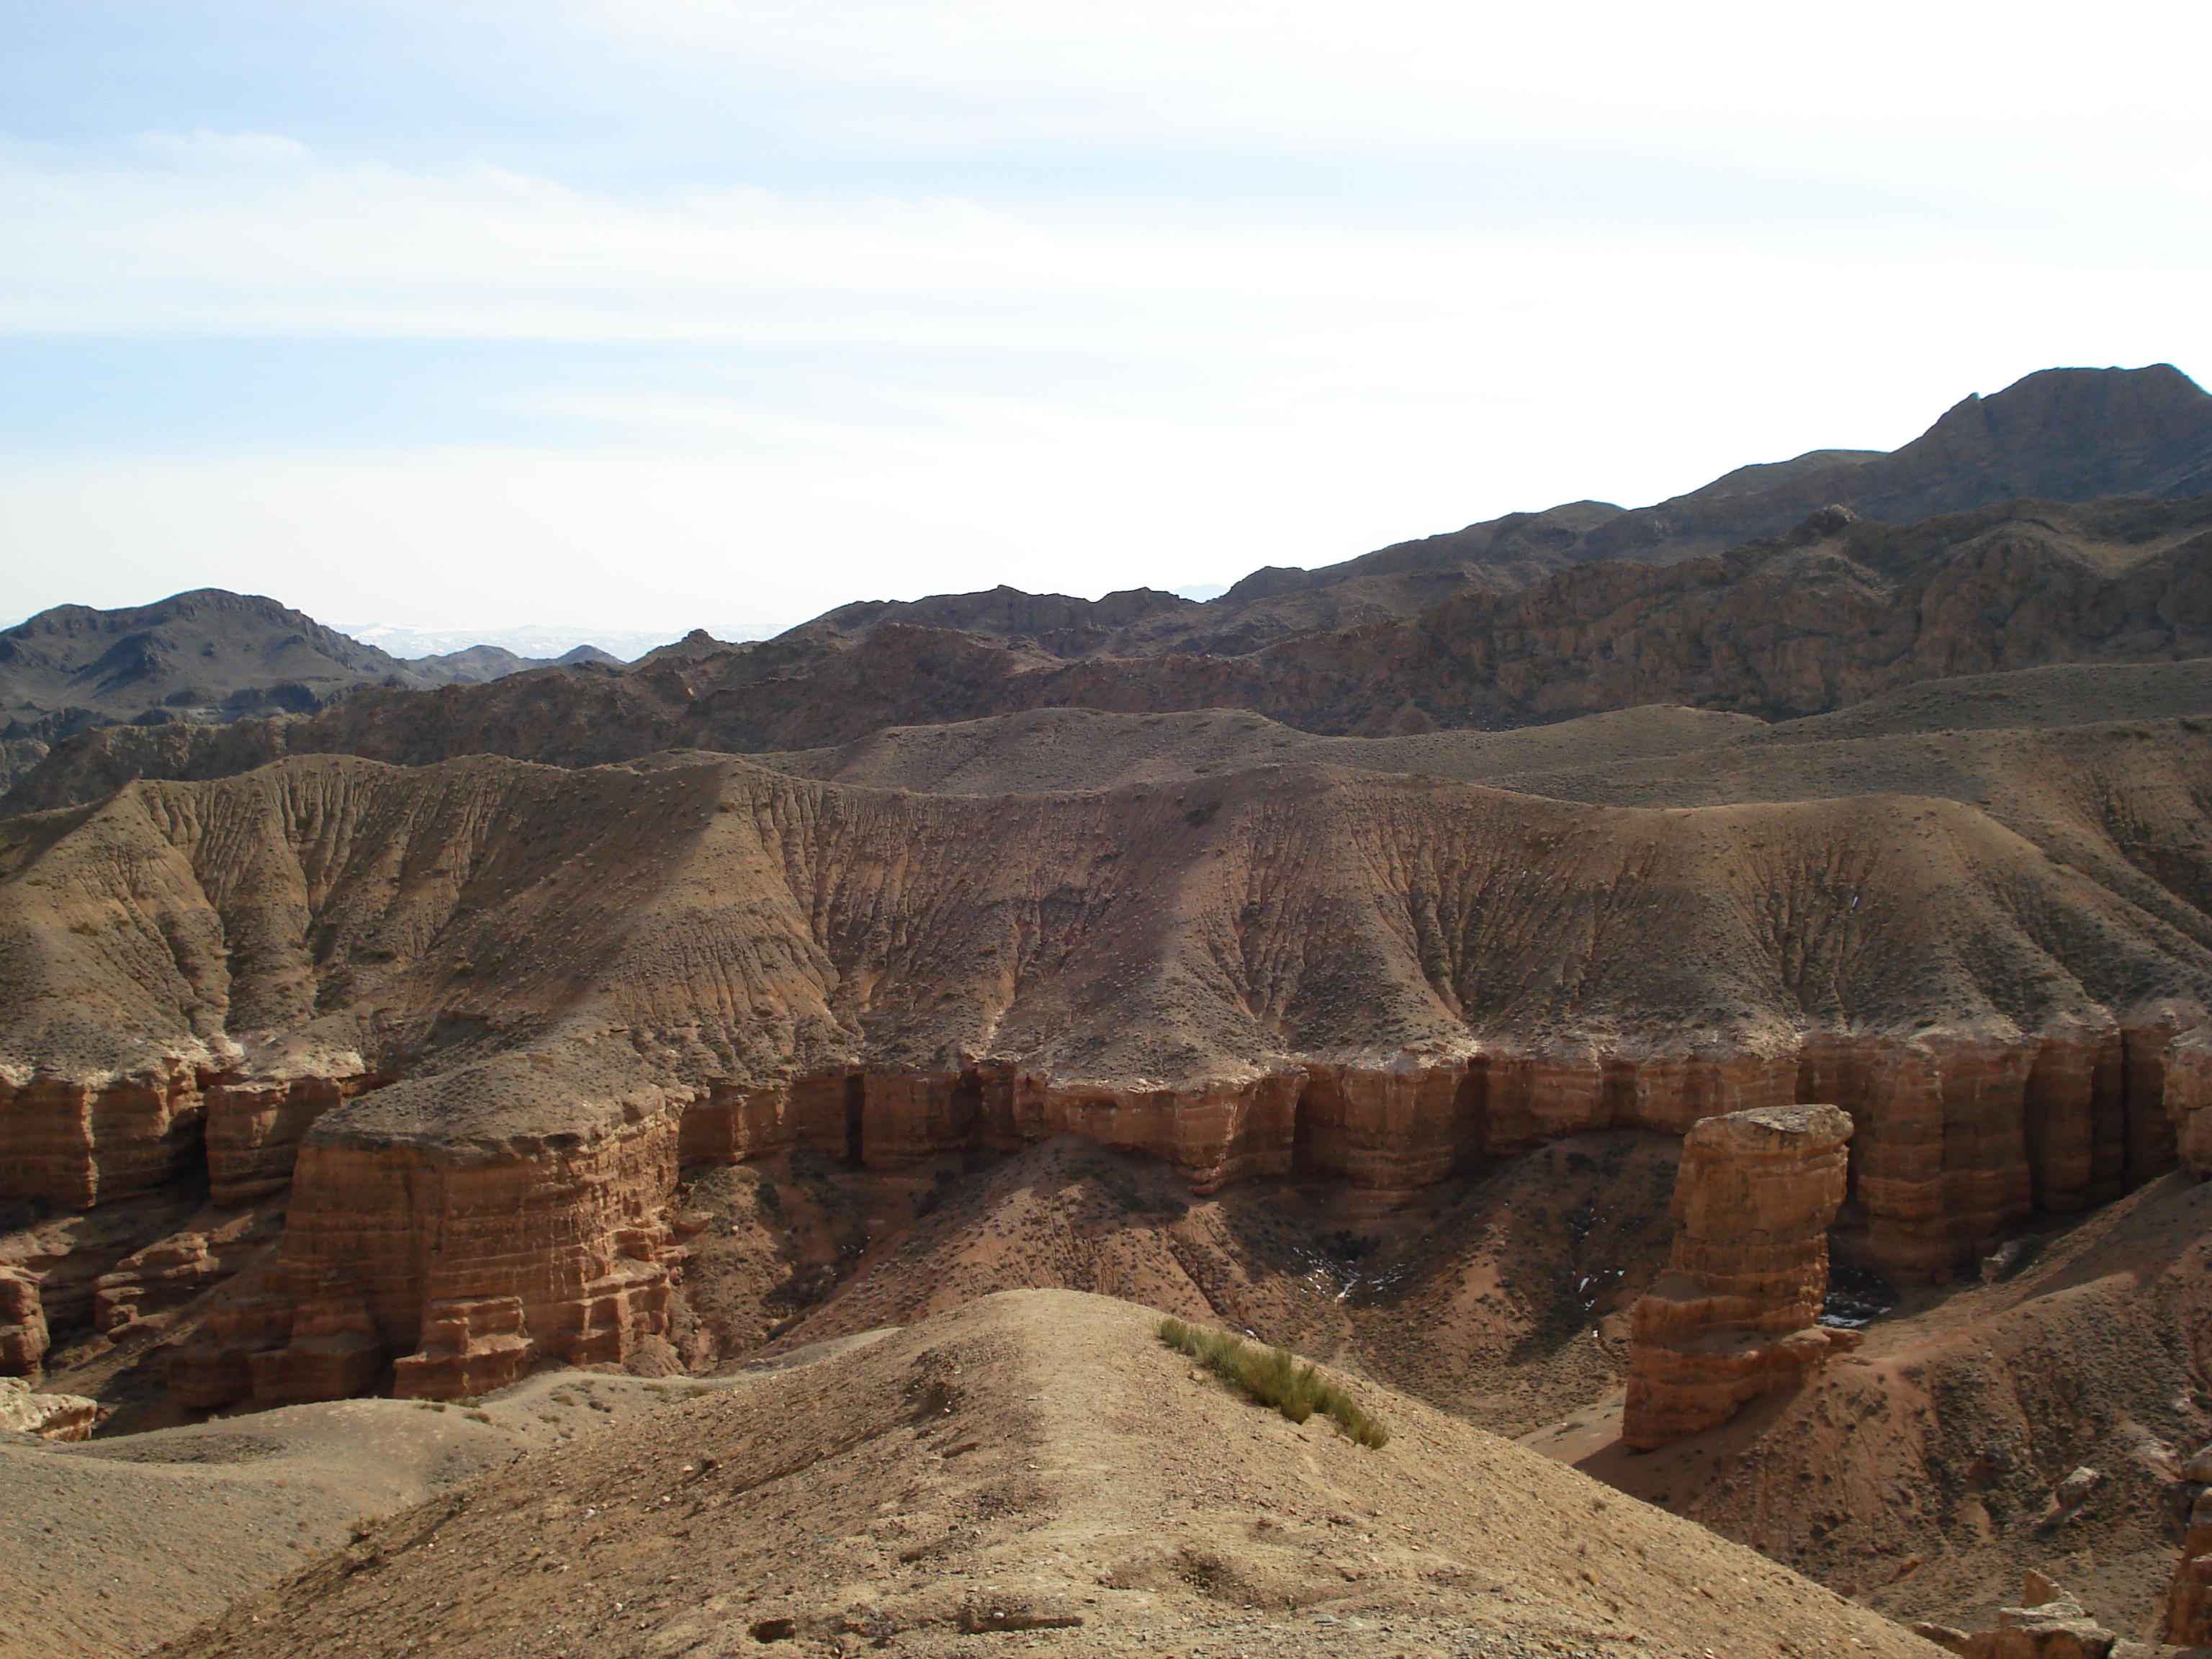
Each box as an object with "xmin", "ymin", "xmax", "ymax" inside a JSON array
[
  {"xmin": 0, "ymin": 1374, "xmax": 99, "ymax": 1440},
  {"xmin": 1915, "ymin": 1573, "xmax": 2124, "ymax": 1656},
  {"xmin": 2164, "ymin": 1485, "xmax": 2212, "ymax": 1645},
  {"xmin": 2037, "ymin": 1465, "xmax": 2109, "ymax": 1531},
  {"xmin": 1622, "ymin": 1105, "xmax": 1859, "ymax": 1449},
  {"xmin": 0, "ymin": 1265, "xmax": 48, "ymax": 1373}
]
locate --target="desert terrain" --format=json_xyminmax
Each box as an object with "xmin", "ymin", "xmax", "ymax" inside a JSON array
[{"xmin": 4, "ymin": 364, "xmax": 2212, "ymax": 1657}]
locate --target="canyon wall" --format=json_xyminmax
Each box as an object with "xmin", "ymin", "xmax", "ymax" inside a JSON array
[
  {"xmin": 170, "ymin": 1097, "xmax": 685, "ymax": 1408},
  {"xmin": 0, "ymin": 1264, "xmax": 48, "ymax": 1373},
  {"xmin": 2, "ymin": 747, "xmax": 2208, "ymax": 1405}
]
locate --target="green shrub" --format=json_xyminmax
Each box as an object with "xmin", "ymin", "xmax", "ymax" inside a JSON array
[{"xmin": 1156, "ymin": 1317, "xmax": 1389, "ymax": 1448}]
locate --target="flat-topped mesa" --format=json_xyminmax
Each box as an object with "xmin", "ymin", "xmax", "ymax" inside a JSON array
[
  {"xmin": 1623, "ymin": 1105, "xmax": 1859, "ymax": 1450},
  {"xmin": 168, "ymin": 1071, "xmax": 689, "ymax": 1410}
]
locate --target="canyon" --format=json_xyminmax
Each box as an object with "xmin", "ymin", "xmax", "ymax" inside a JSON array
[{"xmin": 6, "ymin": 363, "xmax": 2212, "ymax": 1654}]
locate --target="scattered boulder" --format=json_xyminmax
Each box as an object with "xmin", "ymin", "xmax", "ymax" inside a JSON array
[
  {"xmin": 0, "ymin": 1374, "xmax": 99, "ymax": 1440},
  {"xmin": 2036, "ymin": 1465, "xmax": 2108, "ymax": 1531},
  {"xmin": 1622, "ymin": 1105, "xmax": 1859, "ymax": 1449},
  {"xmin": 1915, "ymin": 1574, "xmax": 2121, "ymax": 1657}
]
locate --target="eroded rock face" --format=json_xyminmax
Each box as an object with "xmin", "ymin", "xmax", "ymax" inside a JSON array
[
  {"xmin": 1, "ymin": 745, "xmax": 2206, "ymax": 1408},
  {"xmin": 2165, "ymin": 1488, "xmax": 2212, "ymax": 1646},
  {"xmin": 1622, "ymin": 1105, "xmax": 1858, "ymax": 1449},
  {"xmin": 171, "ymin": 1105, "xmax": 684, "ymax": 1408},
  {"xmin": 1917, "ymin": 1574, "xmax": 2121, "ymax": 1657},
  {"xmin": 0, "ymin": 1264, "xmax": 48, "ymax": 1373},
  {"xmin": 0, "ymin": 1058, "xmax": 212, "ymax": 1209}
]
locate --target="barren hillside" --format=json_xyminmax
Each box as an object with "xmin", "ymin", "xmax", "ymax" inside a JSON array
[{"xmin": 157, "ymin": 1290, "xmax": 1941, "ymax": 1659}]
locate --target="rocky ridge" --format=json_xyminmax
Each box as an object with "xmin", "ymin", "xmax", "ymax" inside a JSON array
[{"xmin": 7, "ymin": 366, "xmax": 2212, "ymax": 818}]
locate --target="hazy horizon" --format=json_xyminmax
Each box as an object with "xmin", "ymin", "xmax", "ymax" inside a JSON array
[{"xmin": 4, "ymin": 1, "xmax": 2208, "ymax": 634}]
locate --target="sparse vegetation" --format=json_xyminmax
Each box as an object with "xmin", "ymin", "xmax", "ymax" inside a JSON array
[{"xmin": 1156, "ymin": 1317, "xmax": 1388, "ymax": 1448}]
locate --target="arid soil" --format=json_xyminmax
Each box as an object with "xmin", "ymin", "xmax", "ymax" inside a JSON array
[
  {"xmin": 0, "ymin": 1364, "xmax": 721, "ymax": 1659},
  {"xmin": 154, "ymin": 1289, "xmax": 1944, "ymax": 1659}
]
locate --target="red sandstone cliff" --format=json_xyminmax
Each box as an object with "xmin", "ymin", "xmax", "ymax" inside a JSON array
[{"xmin": 2, "ymin": 734, "xmax": 2209, "ymax": 1404}]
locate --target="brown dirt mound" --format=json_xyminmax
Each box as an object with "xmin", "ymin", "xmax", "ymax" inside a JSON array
[{"xmin": 155, "ymin": 1289, "xmax": 1940, "ymax": 1659}]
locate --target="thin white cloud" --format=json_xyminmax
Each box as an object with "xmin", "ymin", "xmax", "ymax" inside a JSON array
[
  {"xmin": 1, "ymin": 1, "xmax": 2206, "ymax": 631},
  {"xmin": 583, "ymin": 0, "xmax": 2212, "ymax": 201}
]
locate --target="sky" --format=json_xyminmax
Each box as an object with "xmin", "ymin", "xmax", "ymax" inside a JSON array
[{"xmin": 3, "ymin": 1, "xmax": 2208, "ymax": 645}]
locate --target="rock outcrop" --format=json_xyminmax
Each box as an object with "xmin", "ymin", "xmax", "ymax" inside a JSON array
[
  {"xmin": 1622, "ymin": 1105, "xmax": 1858, "ymax": 1449},
  {"xmin": 169, "ymin": 1093, "xmax": 685, "ymax": 1408},
  {"xmin": 0, "ymin": 1264, "xmax": 48, "ymax": 1373},
  {"xmin": 0, "ymin": 1057, "xmax": 216, "ymax": 1210},
  {"xmin": 0, "ymin": 1374, "xmax": 99, "ymax": 1439},
  {"xmin": 2165, "ymin": 1486, "xmax": 2212, "ymax": 1646},
  {"xmin": 2, "ymin": 718, "xmax": 2208, "ymax": 1406},
  {"xmin": 1917, "ymin": 1574, "xmax": 2123, "ymax": 1657}
]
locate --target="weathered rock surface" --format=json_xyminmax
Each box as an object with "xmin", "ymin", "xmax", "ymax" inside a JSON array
[
  {"xmin": 1622, "ymin": 1105, "xmax": 1858, "ymax": 1448},
  {"xmin": 170, "ymin": 1091, "xmax": 685, "ymax": 1408},
  {"xmin": 1917, "ymin": 1574, "xmax": 2123, "ymax": 1657},
  {"xmin": 10, "ymin": 370, "xmax": 2212, "ymax": 819},
  {"xmin": 187, "ymin": 492, "xmax": 2206, "ymax": 775},
  {"xmin": 0, "ymin": 731, "xmax": 2205, "ymax": 1403},
  {"xmin": 0, "ymin": 1374, "xmax": 98, "ymax": 1440},
  {"xmin": 1555, "ymin": 1167, "xmax": 2212, "ymax": 1643},
  {"xmin": 2164, "ymin": 1487, "xmax": 2212, "ymax": 1645},
  {"xmin": 0, "ymin": 1264, "xmax": 47, "ymax": 1374}
]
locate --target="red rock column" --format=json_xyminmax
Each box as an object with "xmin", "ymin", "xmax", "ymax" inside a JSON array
[
  {"xmin": 1622, "ymin": 1104, "xmax": 1858, "ymax": 1450},
  {"xmin": 0, "ymin": 1265, "xmax": 48, "ymax": 1375},
  {"xmin": 2167, "ymin": 1489, "xmax": 2212, "ymax": 1645}
]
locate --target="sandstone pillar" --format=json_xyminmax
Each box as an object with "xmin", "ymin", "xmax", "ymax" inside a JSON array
[
  {"xmin": 0, "ymin": 1265, "xmax": 49, "ymax": 1375},
  {"xmin": 1622, "ymin": 1104, "xmax": 1858, "ymax": 1450},
  {"xmin": 2166, "ymin": 1488, "xmax": 2212, "ymax": 1646}
]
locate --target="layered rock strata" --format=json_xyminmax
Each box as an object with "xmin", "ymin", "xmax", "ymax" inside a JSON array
[
  {"xmin": 0, "ymin": 1055, "xmax": 377, "ymax": 1214},
  {"xmin": 1, "ymin": 747, "xmax": 2208, "ymax": 1405},
  {"xmin": 0, "ymin": 1057, "xmax": 214, "ymax": 1209},
  {"xmin": 170, "ymin": 1096, "xmax": 683, "ymax": 1408},
  {"xmin": 2166, "ymin": 1488, "xmax": 2212, "ymax": 1647},
  {"xmin": 0, "ymin": 1264, "xmax": 48, "ymax": 1373},
  {"xmin": 1622, "ymin": 1105, "xmax": 1859, "ymax": 1449}
]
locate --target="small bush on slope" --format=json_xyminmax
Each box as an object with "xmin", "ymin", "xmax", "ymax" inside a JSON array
[{"xmin": 1156, "ymin": 1317, "xmax": 1389, "ymax": 1448}]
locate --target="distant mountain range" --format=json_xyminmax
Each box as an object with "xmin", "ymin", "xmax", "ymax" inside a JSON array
[
  {"xmin": 3, "ymin": 361, "xmax": 2208, "ymax": 811},
  {"xmin": 333, "ymin": 623, "xmax": 788, "ymax": 661}
]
